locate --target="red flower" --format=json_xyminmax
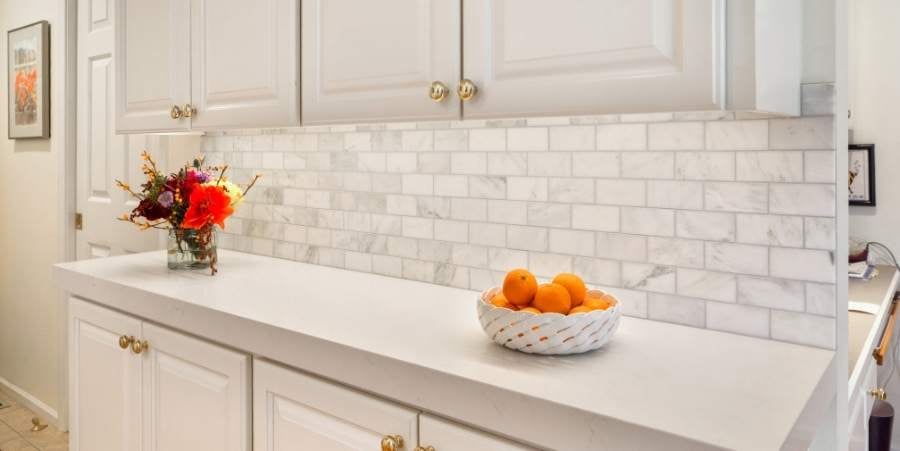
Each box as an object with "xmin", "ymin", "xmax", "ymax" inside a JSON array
[{"xmin": 181, "ymin": 185, "xmax": 234, "ymax": 230}]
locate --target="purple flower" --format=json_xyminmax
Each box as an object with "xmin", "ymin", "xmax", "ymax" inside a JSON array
[
  {"xmin": 157, "ymin": 191, "xmax": 175, "ymax": 208},
  {"xmin": 190, "ymin": 169, "xmax": 211, "ymax": 183}
]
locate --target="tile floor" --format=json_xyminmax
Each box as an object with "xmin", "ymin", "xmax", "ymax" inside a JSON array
[{"xmin": 0, "ymin": 388, "xmax": 67, "ymax": 451}]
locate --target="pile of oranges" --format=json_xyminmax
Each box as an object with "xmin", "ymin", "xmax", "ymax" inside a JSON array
[{"xmin": 490, "ymin": 269, "xmax": 617, "ymax": 315}]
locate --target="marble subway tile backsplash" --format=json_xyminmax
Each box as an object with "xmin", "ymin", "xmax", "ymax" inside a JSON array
[{"xmin": 202, "ymin": 87, "xmax": 837, "ymax": 349}]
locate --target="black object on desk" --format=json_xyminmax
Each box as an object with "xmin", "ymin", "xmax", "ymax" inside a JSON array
[{"xmin": 870, "ymin": 400, "xmax": 894, "ymax": 451}]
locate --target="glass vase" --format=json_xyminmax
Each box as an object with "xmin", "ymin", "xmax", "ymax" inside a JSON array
[{"xmin": 167, "ymin": 226, "xmax": 218, "ymax": 273}]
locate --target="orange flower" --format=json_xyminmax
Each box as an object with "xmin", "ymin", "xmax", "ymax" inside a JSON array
[{"xmin": 181, "ymin": 184, "xmax": 234, "ymax": 230}]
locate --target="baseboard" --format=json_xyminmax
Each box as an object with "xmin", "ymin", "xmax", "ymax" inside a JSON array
[{"xmin": 0, "ymin": 375, "xmax": 61, "ymax": 429}]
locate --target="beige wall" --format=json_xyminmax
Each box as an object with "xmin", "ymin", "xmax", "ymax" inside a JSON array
[
  {"xmin": 0, "ymin": 0, "xmax": 64, "ymax": 415},
  {"xmin": 848, "ymin": 0, "xmax": 900, "ymax": 256}
]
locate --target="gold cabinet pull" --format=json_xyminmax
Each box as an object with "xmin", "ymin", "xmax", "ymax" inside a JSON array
[
  {"xmin": 429, "ymin": 81, "xmax": 448, "ymax": 102},
  {"xmin": 457, "ymin": 79, "xmax": 477, "ymax": 101},
  {"xmin": 170, "ymin": 105, "xmax": 183, "ymax": 119},
  {"xmin": 183, "ymin": 103, "xmax": 196, "ymax": 118},
  {"xmin": 380, "ymin": 435, "xmax": 403, "ymax": 451},
  {"xmin": 131, "ymin": 339, "xmax": 149, "ymax": 355},
  {"xmin": 118, "ymin": 335, "xmax": 134, "ymax": 350},
  {"xmin": 870, "ymin": 388, "xmax": 887, "ymax": 401},
  {"xmin": 414, "ymin": 447, "xmax": 435, "ymax": 451}
]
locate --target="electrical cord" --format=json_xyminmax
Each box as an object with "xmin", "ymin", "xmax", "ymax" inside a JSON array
[{"xmin": 866, "ymin": 242, "xmax": 900, "ymax": 384}]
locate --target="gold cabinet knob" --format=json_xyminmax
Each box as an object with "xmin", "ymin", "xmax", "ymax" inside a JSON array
[
  {"xmin": 183, "ymin": 103, "xmax": 196, "ymax": 118},
  {"xmin": 870, "ymin": 388, "xmax": 887, "ymax": 401},
  {"xmin": 380, "ymin": 435, "xmax": 403, "ymax": 451},
  {"xmin": 429, "ymin": 81, "xmax": 448, "ymax": 102},
  {"xmin": 457, "ymin": 79, "xmax": 477, "ymax": 101},
  {"xmin": 131, "ymin": 339, "xmax": 149, "ymax": 355},
  {"xmin": 414, "ymin": 447, "xmax": 435, "ymax": 451},
  {"xmin": 118, "ymin": 335, "xmax": 134, "ymax": 350},
  {"xmin": 170, "ymin": 105, "xmax": 183, "ymax": 119}
]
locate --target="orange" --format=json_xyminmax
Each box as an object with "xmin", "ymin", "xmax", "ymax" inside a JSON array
[
  {"xmin": 503, "ymin": 269, "xmax": 538, "ymax": 306},
  {"xmin": 568, "ymin": 305, "xmax": 592, "ymax": 315},
  {"xmin": 552, "ymin": 273, "xmax": 587, "ymax": 307},
  {"xmin": 532, "ymin": 283, "xmax": 572, "ymax": 314},
  {"xmin": 583, "ymin": 293, "xmax": 611, "ymax": 311},
  {"xmin": 519, "ymin": 307, "xmax": 541, "ymax": 314},
  {"xmin": 490, "ymin": 292, "xmax": 513, "ymax": 309}
]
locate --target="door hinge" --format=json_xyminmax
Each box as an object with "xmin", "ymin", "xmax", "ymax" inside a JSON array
[{"xmin": 75, "ymin": 212, "xmax": 83, "ymax": 231}]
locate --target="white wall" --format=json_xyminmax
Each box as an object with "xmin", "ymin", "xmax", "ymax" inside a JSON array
[
  {"xmin": 847, "ymin": 0, "xmax": 900, "ymax": 258},
  {"xmin": 0, "ymin": 0, "xmax": 65, "ymax": 417}
]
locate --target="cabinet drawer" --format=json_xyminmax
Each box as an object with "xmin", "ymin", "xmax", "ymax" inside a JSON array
[
  {"xmin": 419, "ymin": 414, "xmax": 536, "ymax": 451},
  {"xmin": 253, "ymin": 359, "xmax": 419, "ymax": 451}
]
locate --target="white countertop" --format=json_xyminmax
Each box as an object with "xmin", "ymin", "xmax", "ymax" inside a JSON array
[{"xmin": 55, "ymin": 250, "xmax": 835, "ymax": 451}]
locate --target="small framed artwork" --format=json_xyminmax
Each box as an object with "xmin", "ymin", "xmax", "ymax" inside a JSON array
[
  {"xmin": 7, "ymin": 21, "xmax": 50, "ymax": 139},
  {"xmin": 849, "ymin": 144, "xmax": 876, "ymax": 206}
]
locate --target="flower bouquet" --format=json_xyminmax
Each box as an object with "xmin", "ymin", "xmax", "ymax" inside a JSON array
[{"xmin": 117, "ymin": 151, "xmax": 260, "ymax": 275}]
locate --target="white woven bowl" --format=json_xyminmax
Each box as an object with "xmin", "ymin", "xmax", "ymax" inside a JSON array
[{"xmin": 476, "ymin": 287, "xmax": 622, "ymax": 355}]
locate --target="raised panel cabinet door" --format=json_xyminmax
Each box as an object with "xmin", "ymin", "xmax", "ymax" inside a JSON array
[
  {"xmin": 418, "ymin": 414, "xmax": 537, "ymax": 451},
  {"xmin": 463, "ymin": 0, "xmax": 723, "ymax": 118},
  {"xmin": 141, "ymin": 323, "xmax": 251, "ymax": 451},
  {"xmin": 302, "ymin": 0, "xmax": 461, "ymax": 124},
  {"xmin": 115, "ymin": 0, "xmax": 191, "ymax": 133},
  {"xmin": 253, "ymin": 359, "xmax": 419, "ymax": 451},
  {"xmin": 189, "ymin": 0, "xmax": 299, "ymax": 130},
  {"xmin": 68, "ymin": 298, "xmax": 142, "ymax": 451}
]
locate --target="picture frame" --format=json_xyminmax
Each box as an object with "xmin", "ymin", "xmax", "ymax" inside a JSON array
[
  {"xmin": 7, "ymin": 20, "xmax": 50, "ymax": 139},
  {"xmin": 849, "ymin": 144, "xmax": 875, "ymax": 206}
]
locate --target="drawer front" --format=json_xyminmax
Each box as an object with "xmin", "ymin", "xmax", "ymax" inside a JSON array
[
  {"xmin": 253, "ymin": 359, "xmax": 419, "ymax": 451},
  {"xmin": 419, "ymin": 414, "xmax": 536, "ymax": 451}
]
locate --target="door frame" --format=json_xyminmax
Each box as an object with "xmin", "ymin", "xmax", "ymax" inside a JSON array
[{"xmin": 56, "ymin": 0, "xmax": 78, "ymax": 431}]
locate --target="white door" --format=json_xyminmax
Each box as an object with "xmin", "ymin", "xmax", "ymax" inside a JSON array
[
  {"xmin": 77, "ymin": 0, "xmax": 167, "ymax": 259},
  {"xmin": 418, "ymin": 414, "xmax": 536, "ymax": 451},
  {"xmin": 141, "ymin": 323, "xmax": 250, "ymax": 451},
  {"xmin": 68, "ymin": 298, "xmax": 142, "ymax": 451},
  {"xmin": 115, "ymin": 0, "xmax": 191, "ymax": 133},
  {"xmin": 462, "ymin": 0, "xmax": 723, "ymax": 118},
  {"xmin": 253, "ymin": 359, "xmax": 419, "ymax": 451},
  {"xmin": 189, "ymin": 0, "xmax": 300, "ymax": 130},
  {"xmin": 302, "ymin": 0, "xmax": 461, "ymax": 124}
]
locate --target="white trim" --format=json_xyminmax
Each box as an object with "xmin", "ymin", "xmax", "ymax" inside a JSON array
[
  {"xmin": 0, "ymin": 375, "xmax": 60, "ymax": 427},
  {"xmin": 55, "ymin": 0, "xmax": 78, "ymax": 431},
  {"xmin": 834, "ymin": 0, "xmax": 850, "ymax": 447}
]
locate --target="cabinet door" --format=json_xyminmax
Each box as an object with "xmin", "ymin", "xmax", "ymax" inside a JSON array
[
  {"xmin": 189, "ymin": 0, "xmax": 299, "ymax": 130},
  {"xmin": 302, "ymin": 0, "xmax": 461, "ymax": 124},
  {"xmin": 141, "ymin": 323, "xmax": 250, "ymax": 451},
  {"xmin": 419, "ymin": 414, "xmax": 536, "ymax": 451},
  {"xmin": 69, "ymin": 298, "xmax": 142, "ymax": 451},
  {"xmin": 463, "ymin": 0, "xmax": 723, "ymax": 118},
  {"xmin": 115, "ymin": 0, "xmax": 191, "ymax": 133},
  {"xmin": 253, "ymin": 359, "xmax": 418, "ymax": 451}
]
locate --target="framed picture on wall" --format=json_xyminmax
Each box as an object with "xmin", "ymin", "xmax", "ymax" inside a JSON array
[
  {"xmin": 849, "ymin": 144, "xmax": 875, "ymax": 206},
  {"xmin": 7, "ymin": 21, "xmax": 50, "ymax": 139}
]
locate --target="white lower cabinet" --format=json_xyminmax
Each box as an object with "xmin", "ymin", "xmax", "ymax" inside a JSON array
[
  {"xmin": 253, "ymin": 359, "xmax": 418, "ymax": 450},
  {"xmin": 418, "ymin": 414, "xmax": 535, "ymax": 451},
  {"xmin": 253, "ymin": 359, "xmax": 535, "ymax": 451},
  {"xmin": 849, "ymin": 356, "xmax": 878, "ymax": 451},
  {"xmin": 69, "ymin": 298, "xmax": 142, "ymax": 451},
  {"xmin": 68, "ymin": 298, "xmax": 250, "ymax": 451}
]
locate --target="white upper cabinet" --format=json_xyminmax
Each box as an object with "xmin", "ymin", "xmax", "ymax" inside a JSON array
[
  {"xmin": 301, "ymin": 0, "xmax": 461, "ymax": 124},
  {"xmin": 190, "ymin": 0, "xmax": 299, "ymax": 130},
  {"xmin": 462, "ymin": 0, "xmax": 723, "ymax": 118},
  {"xmin": 115, "ymin": 0, "xmax": 299, "ymax": 133},
  {"xmin": 115, "ymin": 0, "xmax": 190, "ymax": 133}
]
